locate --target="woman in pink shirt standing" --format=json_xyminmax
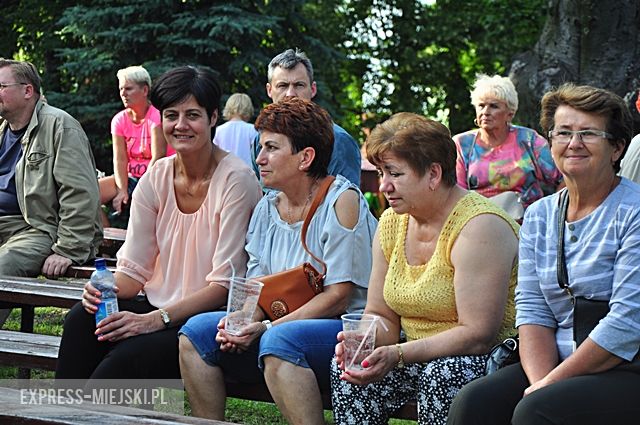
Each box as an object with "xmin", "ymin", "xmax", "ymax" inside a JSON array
[{"xmin": 98, "ymin": 65, "xmax": 175, "ymax": 226}]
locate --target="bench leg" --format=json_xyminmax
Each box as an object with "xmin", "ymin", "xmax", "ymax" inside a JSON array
[
  {"xmin": 20, "ymin": 306, "xmax": 35, "ymax": 333},
  {"xmin": 17, "ymin": 367, "xmax": 31, "ymax": 379},
  {"xmin": 0, "ymin": 308, "xmax": 11, "ymax": 328},
  {"xmin": 18, "ymin": 306, "xmax": 35, "ymax": 379}
]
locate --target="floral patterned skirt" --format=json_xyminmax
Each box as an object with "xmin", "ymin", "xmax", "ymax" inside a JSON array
[{"xmin": 330, "ymin": 354, "xmax": 488, "ymax": 425}]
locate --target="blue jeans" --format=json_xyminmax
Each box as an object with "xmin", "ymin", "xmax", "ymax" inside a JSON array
[{"xmin": 180, "ymin": 312, "xmax": 342, "ymax": 390}]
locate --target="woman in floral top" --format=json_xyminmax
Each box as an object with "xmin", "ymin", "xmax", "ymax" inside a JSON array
[{"xmin": 454, "ymin": 74, "xmax": 562, "ymax": 210}]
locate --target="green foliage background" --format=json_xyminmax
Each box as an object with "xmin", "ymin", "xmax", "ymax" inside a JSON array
[{"xmin": 1, "ymin": 0, "xmax": 547, "ymax": 173}]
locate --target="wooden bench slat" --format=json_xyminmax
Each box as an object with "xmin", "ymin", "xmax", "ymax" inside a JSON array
[
  {"xmin": 0, "ymin": 330, "xmax": 61, "ymax": 346},
  {"xmin": 103, "ymin": 227, "xmax": 127, "ymax": 241},
  {"xmin": 226, "ymin": 380, "xmax": 417, "ymax": 420},
  {"xmin": 0, "ymin": 387, "xmax": 232, "ymax": 424},
  {"xmin": 65, "ymin": 265, "xmax": 116, "ymax": 279},
  {"xmin": 0, "ymin": 330, "xmax": 60, "ymax": 370},
  {"xmin": 0, "ymin": 277, "xmax": 83, "ymax": 309},
  {"xmin": 98, "ymin": 227, "xmax": 127, "ymax": 258}
]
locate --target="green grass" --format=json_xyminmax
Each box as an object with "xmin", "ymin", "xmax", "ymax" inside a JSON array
[{"xmin": 1, "ymin": 307, "xmax": 415, "ymax": 424}]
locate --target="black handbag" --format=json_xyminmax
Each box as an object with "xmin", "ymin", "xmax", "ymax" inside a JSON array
[
  {"xmin": 485, "ymin": 335, "xmax": 519, "ymax": 375},
  {"xmin": 556, "ymin": 190, "xmax": 610, "ymax": 349}
]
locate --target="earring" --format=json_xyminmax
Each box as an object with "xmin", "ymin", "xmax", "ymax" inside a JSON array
[{"xmin": 473, "ymin": 118, "xmax": 479, "ymax": 127}]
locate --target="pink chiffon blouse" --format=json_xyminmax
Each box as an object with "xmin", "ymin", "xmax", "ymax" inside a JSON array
[{"xmin": 116, "ymin": 154, "xmax": 262, "ymax": 308}]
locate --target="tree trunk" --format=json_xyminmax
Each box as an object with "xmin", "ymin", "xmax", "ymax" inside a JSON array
[{"xmin": 509, "ymin": 0, "xmax": 640, "ymax": 134}]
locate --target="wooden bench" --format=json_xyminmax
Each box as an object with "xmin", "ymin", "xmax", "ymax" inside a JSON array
[
  {"xmin": 0, "ymin": 328, "xmax": 418, "ymax": 421},
  {"xmin": 226, "ymin": 381, "xmax": 418, "ymax": 421},
  {"xmin": 0, "ymin": 275, "xmax": 418, "ymax": 420},
  {"xmin": 99, "ymin": 227, "xmax": 127, "ymax": 258},
  {"xmin": 0, "ymin": 276, "xmax": 84, "ymax": 332},
  {"xmin": 0, "ymin": 386, "xmax": 231, "ymax": 425},
  {"xmin": 0, "ymin": 329, "xmax": 59, "ymax": 371},
  {"xmin": 65, "ymin": 264, "xmax": 116, "ymax": 279},
  {"xmin": 0, "ymin": 276, "xmax": 83, "ymax": 378}
]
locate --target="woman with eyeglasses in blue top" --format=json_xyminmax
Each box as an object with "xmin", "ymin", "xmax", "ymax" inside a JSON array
[{"xmin": 447, "ymin": 84, "xmax": 640, "ymax": 425}]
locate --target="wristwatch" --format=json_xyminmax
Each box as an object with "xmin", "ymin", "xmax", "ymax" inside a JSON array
[
  {"xmin": 159, "ymin": 308, "xmax": 171, "ymax": 329},
  {"xmin": 261, "ymin": 320, "xmax": 273, "ymax": 331}
]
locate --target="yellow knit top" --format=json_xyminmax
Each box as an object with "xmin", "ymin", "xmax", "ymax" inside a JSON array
[{"xmin": 380, "ymin": 191, "xmax": 519, "ymax": 343}]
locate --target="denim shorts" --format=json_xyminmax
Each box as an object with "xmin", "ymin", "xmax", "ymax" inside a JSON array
[{"xmin": 179, "ymin": 312, "xmax": 342, "ymax": 389}]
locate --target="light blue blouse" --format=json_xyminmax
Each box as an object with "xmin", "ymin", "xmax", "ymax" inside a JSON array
[
  {"xmin": 245, "ymin": 175, "xmax": 377, "ymax": 313},
  {"xmin": 516, "ymin": 178, "xmax": 640, "ymax": 361}
]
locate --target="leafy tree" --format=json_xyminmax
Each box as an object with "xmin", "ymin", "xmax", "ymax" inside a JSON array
[
  {"xmin": 344, "ymin": 0, "xmax": 548, "ymax": 134},
  {"xmin": 11, "ymin": 0, "xmax": 635, "ymax": 168},
  {"xmin": 0, "ymin": 0, "xmax": 80, "ymax": 94},
  {"xmin": 509, "ymin": 0, "xmax": 640, "ymax": 133},
  {"xmin": 46, "ymin": 0, "xmax": 358, "ymax": 171}
]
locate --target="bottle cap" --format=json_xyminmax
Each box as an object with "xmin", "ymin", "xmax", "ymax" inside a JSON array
[{"xmin": 94, "ymin": 258, "xmax": 107, "ymax": 270}]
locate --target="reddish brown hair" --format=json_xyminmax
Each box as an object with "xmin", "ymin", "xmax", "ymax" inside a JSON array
[{"xmin": 255, "ymin": 97, "xmax": 334, "ymax": 179}]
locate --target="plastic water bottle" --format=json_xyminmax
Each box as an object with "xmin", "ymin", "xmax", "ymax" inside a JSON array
[{"xmin": 92, "ymin": 258, "xmax": 118, "ymax": 325}]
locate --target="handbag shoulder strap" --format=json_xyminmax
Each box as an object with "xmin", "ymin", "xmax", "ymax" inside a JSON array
[
  {"xmin": 517, "ymin": 126, "xmax": 543, "ymax": 180},
  {"xmin": 301, "ymin": 175, "xmax": 336, "ymax": 276},
  {"xmin": 464, "ymin": 131, "xmax": 479, "ymax": 189},
  {"xmin": 556, "ymin": 189, "xmax": 573, "ymax": 302}
]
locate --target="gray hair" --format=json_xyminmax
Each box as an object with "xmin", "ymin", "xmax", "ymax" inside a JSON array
[
  {"xmin": 116, "ymin": 65, "xmax": 152, "ymax": 87},
  {"xmin": 267, "ymin": 48, "xmax": 314, "ymax": 84},
  {"xmin": 470, "ymin": 74, "xmax": 518, "ymax": 114}
]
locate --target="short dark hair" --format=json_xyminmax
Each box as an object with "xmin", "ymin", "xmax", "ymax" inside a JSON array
[
  {"xmin": 150, "ymin": 66, "xmax": 222, "ymax": 120},
  {"xmin": 0, "ymin": 58, "xmax": 41, "ymax": 97},
  {"xmin": 254, "ymin": 97, "xmax": 333, "ymax": 179},
  {"xmin": 366, "ymin": 112, "xmax": 457, "ymax": 186},
  {"xmin": 540, "ymin": 83, "xmax": 632, "ymax": 172}
]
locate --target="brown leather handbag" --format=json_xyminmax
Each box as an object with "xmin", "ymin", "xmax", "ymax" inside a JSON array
[{"xmin": 257, "ymin": 176, "xmax": 335, "ymax": 320}]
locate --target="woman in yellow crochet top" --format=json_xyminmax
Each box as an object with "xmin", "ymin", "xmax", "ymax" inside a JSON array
[{"xmin": 330, "ymin": 112, "xmax": 520, "ymax": 425}]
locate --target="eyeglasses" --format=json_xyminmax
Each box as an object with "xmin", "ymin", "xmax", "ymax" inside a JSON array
[
  {"xmin": 0, "ymin": 82, "xmax": 27, "ymax": 91},
  {"xmin": 548, "ymin": 129, "xmax": 613, "ymax": 144}
]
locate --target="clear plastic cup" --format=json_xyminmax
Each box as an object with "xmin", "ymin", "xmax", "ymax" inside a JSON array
[
  {"xmin": 225, "ymin": 277, "xmax": 264, "ymax": 336},
  {"xmin": 341, "ymin": 313, "xmax": 378, "ymax": 371}
]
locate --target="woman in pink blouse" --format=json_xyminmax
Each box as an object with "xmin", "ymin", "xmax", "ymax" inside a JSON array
[
  {"xmin": 98, "ymin": 65, "xmax": 175, "ymax": 226},
  {"xmin": 55, "ymin": 66, "xmax": 262, "ymax": 380}
]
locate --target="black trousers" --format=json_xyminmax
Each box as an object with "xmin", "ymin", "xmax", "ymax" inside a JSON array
[
  {"xmin": 55, "ymin": 297, "xmax": 182, "ymax": 380},
  {"xmin": 446, "ymin": 362, "xmax": 640, "ymax": 425}
]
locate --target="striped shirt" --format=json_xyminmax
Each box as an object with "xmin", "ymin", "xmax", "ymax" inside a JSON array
[{"xmin": 516, "ymin": 178, "xmax": 640, "ymax": 361}]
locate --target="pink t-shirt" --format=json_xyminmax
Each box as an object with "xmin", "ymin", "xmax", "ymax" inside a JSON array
[
  {"xmin": 116, "ymin": 154, "xmax": 262, "ymax": 308},
  {"xmin": 111, "ymin": 105, "xmax": 175, "ymax": 178}
]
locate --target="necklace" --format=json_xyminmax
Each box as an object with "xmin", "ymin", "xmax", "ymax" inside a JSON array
[{"xmin": 285, "ymin": 180, "xmax": 318, "ymax": 223}]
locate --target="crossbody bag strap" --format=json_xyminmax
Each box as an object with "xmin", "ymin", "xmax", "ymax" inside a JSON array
[
  {"xmin": 556, "ymin": 189, "xmax": 574, "ymax": 303},
  {"xmin": 519, "ymin": 127, "xmax": 543, "ymax": 180},
  {"xmin": 465, "ymin": 132, "xmax": 478, "ymax": 189},
  {"xmin": 300, "ymin": 175, "xmax": 336, "ymax": 276}
]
